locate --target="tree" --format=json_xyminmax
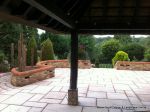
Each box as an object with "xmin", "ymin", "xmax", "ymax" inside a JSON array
[
  {"xmin": 40, "ymin": 32, "xmax": 70, "ymax": 59},
  {"xmin": 144, "ymin": 48, "xmax": 150, "ymax": 61},
  {"xmin": 114, "ymin": 35, "xmax": 132, "ymax": 45},
  {"xmin": 101, "ymin": 39, "xmax": 120, "ymax": 63},
  {"xmin": 122, "ymin": 43, "xmax": 145, "ymax": 61},
  {"xmin": 0, "ymin": 21, "xmax": 22, "ymax": 61},
  {"xmin": 0, "ymin": 21, "xmax": 39, "ymax": 64},
  {"xmin": 78, "ymin": 35, "xmax": 96, "ymax": 62},
  {"xmin": 41, "ymin": 38, "xmax": 55, "ymax": 60},
  {"xmin": 27, "ymin": 36, "xmax": 37, "ymax": 66}
]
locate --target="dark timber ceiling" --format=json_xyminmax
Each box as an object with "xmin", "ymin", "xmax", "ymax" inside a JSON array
[{"xmin": 0, "ymin": 0, "xmax": 150, "ymax": 34}]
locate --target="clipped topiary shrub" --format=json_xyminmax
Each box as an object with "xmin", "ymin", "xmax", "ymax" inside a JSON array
[
  {"xmin": 41, "ymin": 38, "xmax": 54, "ymax": 60},
  {"xmin": 27, "ymin": 36, "xmax": 37, "ymax": 66},
  {"xmin": 112, "ymin": 51, "xmax": 130, "ymax": 66}
]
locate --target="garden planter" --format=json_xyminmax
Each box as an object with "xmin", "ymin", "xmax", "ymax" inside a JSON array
[
  {"xmin": 36, "ymin": 59, "xmax": 91, "ymax": 69},
  {"xmin": 11, "ymin": 66, "xmax": 54, "ymax": 86},
  {"xmin": 114, "ymin": 61, "xmax": 150, "ymax": 71},
  {"xmin": 36, "ymin": 60, "xmax": 69, "ymax": 68},
  {"xmin": 78, "ymin": 60, "xmax": 91, "ymax": 69}
]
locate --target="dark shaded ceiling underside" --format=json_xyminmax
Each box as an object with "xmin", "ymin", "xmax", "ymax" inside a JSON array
[{"xmin": 0, "ymin": 0, "xmax": 150, "ymax": 34}]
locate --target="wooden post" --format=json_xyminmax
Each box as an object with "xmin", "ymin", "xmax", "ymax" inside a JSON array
[
  {"xmin": 18, "ymin": 33, "xmax": 26, "ymax": 71},
  {"xmin": 68, "ymin": 30, "xmax": 78, "ymax": 105},
  {"xmin": 11, "ymin": 43, "xmax": 14, "ymax": 68}
]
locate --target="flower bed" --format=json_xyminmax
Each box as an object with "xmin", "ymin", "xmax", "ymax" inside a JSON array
[
  {"xmin": 114, "ymin": 61, "xmax": 150, "ymax": 71},
  {"xmin": 11, "ymin": 66, "xmax": 54, "ymax": 86},
  {"xmin": 36, "ymin": 59, "xmax": 91, "ymax": 69}
]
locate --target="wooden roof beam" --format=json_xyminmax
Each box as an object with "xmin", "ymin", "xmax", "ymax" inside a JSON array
[{"xmin": 23, "ymin": 0, "xmax": 75, "ymax": 29}]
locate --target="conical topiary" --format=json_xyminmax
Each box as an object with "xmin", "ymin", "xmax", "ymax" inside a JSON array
[
  {"xmin": 41, "ymin": 38, "xmax": 55, "ymax": 60},
  {"xmin": 27, "ymin": 36, "xmax": 37, "ymax": 66}
]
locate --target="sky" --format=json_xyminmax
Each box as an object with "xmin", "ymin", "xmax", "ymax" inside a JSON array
[
  {"xmin": 93, "ymin": 35, "xmax": 149, "ymax": 38},
  {"xmin": 38, "ymin": 29, "xmax": 149, "ymax": 38},
  {"xmin": 38, "ymin": 29, "xmax": 45, "ymax": 34}
]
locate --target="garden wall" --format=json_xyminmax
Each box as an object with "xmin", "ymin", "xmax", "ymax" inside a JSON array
[
  {"xmin": 36, "ymin": 59, "xmax": 91, "ymax": 69},
  {"xmin": 11, "ymin": 66, "xmax": 54, "ymax": 86},
  {"xmin": 115, "ymin": 61, "xmax": 150, "ymax": 71}
]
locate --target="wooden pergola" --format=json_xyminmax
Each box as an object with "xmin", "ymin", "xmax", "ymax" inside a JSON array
[{"xmin": 0, "ymin": 0, "xmax": 150, "ymax": 105}]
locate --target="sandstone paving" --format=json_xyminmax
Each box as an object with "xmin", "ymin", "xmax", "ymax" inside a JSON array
[
  {"xmin": 2, "ymin": 93, "xmax": 34, "ymax": 105},
  {"xmin": 1, "ymin": 105, "xmax": 31, "ymax": 112},
  {"xmin": 42, "ymin": 104, "xmax": 82, "ymax": 112},
  {"xmin": 0, "ymin": 68, "xmax": 150, "ymax": 112}
]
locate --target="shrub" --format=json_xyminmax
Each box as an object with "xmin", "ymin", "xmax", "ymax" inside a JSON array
[
  {"xmin": 27, "ymin": 36, "xmax": 37, "ymax": 66},
  {"xmin": 0, "ymin": 51, "xmax": 5, "ymax": 63},
  {"xmin": 41, "ymin": 38, "xmax": 54, "ymax": 60},
  {"xmin": 144, "ymin": 48, "xmax": 150, "ymax": 61},
  {"xmin": 101, "ymin": 39, "xmax": 120, "ymax": 63},
  {"xmin": 78, "ymin": 45, "xmax": 89, "ymax": 60},
  {"xmin": 67, "ymin": 45, "xmax": 89, "ymax": 62},
  {"xmin": 112, "ymin": 51, "xmax": 130, "ymax": 66},
  {"xmin": 122, "ymin": 43, "xmax": 145, "ymax": 61}
]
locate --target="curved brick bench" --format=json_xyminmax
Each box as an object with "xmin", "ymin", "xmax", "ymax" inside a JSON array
[
  {"xmin": 115, "ymin": 61, "xmax": 150, "ymax": 71},
  {"xmin": 11, "ymin": 66, "xmax": 54, "ymax": 86},
  {"xmin": 36, "ymin": 59, "xmax": 91, "ymax": 69}
]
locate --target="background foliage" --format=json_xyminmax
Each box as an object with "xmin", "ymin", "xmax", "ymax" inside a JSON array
[{"xmin": 0, "ymin": 20, "xmax": 150, "ymax": 71}]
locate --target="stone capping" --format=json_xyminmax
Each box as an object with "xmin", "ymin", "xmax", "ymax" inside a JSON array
[
  {"xmin": 36, "ymin": 59, "xmax": 91, "ymax": 69},
  {"xmin": 11, "ymin": 66, "xmax": 54, "ymax": 76},
  {"xmin": 115, "ymin": 61, "xmax": 150, "ymax": 71}
]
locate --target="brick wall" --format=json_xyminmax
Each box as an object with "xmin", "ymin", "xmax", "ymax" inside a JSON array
[{"xmin": 115, "ymin": 61, "xmax": 150, "ymax": 71}]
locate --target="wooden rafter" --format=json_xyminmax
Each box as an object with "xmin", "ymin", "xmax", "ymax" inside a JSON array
[{"xmin": 23, "ymin": 0, "xmax": 75, "ymax": 29}]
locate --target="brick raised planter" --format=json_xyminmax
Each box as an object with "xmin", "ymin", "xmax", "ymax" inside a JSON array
[
  {"xmin": 36, "ymin": 59, "xmax": 91, "ymax": 69},
  {"xmin": 36, "ymin": 60, "xmax": 69, "ymax": 68},
  {"xmin": 114, "ymin": 61, "xmax": 150, "ymax": 71},
  {"xmin": 11, "ymin": 66, "xmax": 54, "ymax": 86}
]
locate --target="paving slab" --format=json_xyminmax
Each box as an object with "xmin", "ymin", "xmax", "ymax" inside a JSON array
[
  {"xmin": 82, "ymin": 107, "xmax": 108, "ymax": 112},
  {"xmin": 2, "ymin": 93, "xmax": 34, "ymax": 105},
  {"xmin": 87, "ymin": 91, "xmax": 107, "ymax": 98},
  {"xmin": 45, "ymin": 91, "xmax": 66, "ymax": 100},
  {"xmin": 1, "ymin": 105, "xmax": 31, "ymax": 112},
  {"xmin": 42, "ymin": 104, "xmax": 82, "ymax": 112}
]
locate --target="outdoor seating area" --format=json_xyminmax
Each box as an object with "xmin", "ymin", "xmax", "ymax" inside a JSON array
[{"xmin": 0, "ymin": 68, "xmax": 150, "ymax": 112}]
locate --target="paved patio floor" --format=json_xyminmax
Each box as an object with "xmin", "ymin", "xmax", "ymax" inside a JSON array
[{"xmin": 0, "ymin": 68, "xmax": 150, "ymax": 112}]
